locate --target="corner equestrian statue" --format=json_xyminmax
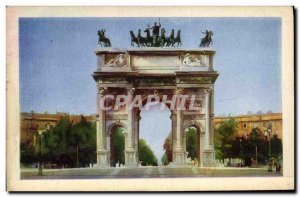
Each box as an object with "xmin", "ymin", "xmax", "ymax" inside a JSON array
[
  {"xmin": 199, "ymin": 30, "xmax": 213, "ymax": 47},
  {"xmin": 98, "ymin": 29, "xmax": 111, "ymax": 47}
]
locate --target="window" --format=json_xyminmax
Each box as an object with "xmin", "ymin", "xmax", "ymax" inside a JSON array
[{"xmin": 243, "ymin": 123, "xmax": 247, "ymax": 128}]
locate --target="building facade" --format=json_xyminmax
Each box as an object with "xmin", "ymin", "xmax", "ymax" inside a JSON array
[
  {"xmin": 20, "ymin": 112, "xmax": 95, "ymax": 145},
  {"xmin": 214, "ymin": 113, "xmax": 282, "ymax": 139}
]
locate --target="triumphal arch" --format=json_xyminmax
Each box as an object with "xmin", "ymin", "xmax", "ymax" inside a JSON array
[{"xmin": 92, "ymin": 48, "xmax": 218, "ymax": 168}]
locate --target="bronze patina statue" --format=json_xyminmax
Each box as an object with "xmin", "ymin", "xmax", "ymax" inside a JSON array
[
  {"xmin": 98, "ymin": 29, "xmax": 111, "ymax": 47},
  {"xmin": 199, "ymin": 30, "xmax": 213, "ymax": 47},
  {"xmin": 129, "ymin": 21, "xmax": 182, "ymax": 47}
]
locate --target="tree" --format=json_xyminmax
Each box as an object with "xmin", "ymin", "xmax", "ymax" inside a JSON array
[
  {"xmin": 19, "ymin": 115, "xmax": 100, "ymax": 168},
  {"xmin": 270, "ymin": 134, "xmax": 282, "ymax": 160},
  {"xmin": 139, "ymin": 139, "xmax": 158, "ymax": 166},
  {"xmin": 110, "ymin": 127, "xmax": 125, "ymax": 166},
  {"xmin": 40, "ymin": 115, "xmax": 96, "ymax": 168},
  {"xmin": 70, "ymin": 115, "xmax": 96, "ymax": 167},
  {"xmin": 248, "ymin": 127, "xmax": 268, "ymax": 164},
  {"xmin": 45, "ymin": 116, "xmax": 74, "ymax": 167},
  {"xmin": 161, "ymin": 153, "xmax": 168, "ymax": 165},
  {"xmin": 20, "ymin": 143, "xmax": 38, "ymax": 165},
  {"xmin": 214, "ymin": 118, "xmax": 238, "ymax": 163},
  {"xmin": 162, "ymin": 131, "xmax": 172, "ymax": 164},
  {"xmin": 186, "ymin": 127, "xmax": 198, "ymax": 160}
]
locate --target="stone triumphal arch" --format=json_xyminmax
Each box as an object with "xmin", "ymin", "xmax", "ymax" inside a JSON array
[{"xmin": 92, "ymin": 48, "xmax": 219, "ymax": 167}]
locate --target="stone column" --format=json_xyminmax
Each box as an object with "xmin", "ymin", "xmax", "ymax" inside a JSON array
[
  {"xmin": 203, "ymin": 88, "xmax": 215, "ymax": 167},
  {"xmin": 96, "ymin": 87, "xmax": 109, "ymax": 168},
  {"xmin": 205, "ymin": 89, "xmax": 212, "ymax": 149},
  {"xmin": 135, "ymin": 112, "xmax": 140, "ymax": 166},
  {"xmin": 170, "ymin": 112, "xmax": 176, "ymax": 162},
  {"xmin": 173, "ymin": 88, "xmax": 185, "ymax": 166},
  {"xmin": 125, "ymin": 88, "xmax": 138, "ymax": 167}
]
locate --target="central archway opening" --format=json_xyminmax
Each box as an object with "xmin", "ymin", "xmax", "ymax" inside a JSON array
[
  {"xmin": 109, "ymin": 125, "xmax": 125, "ymax": 167},
  {"xmin": 139, "ymin": 101, "xmax": 171, "ymax": 166}
]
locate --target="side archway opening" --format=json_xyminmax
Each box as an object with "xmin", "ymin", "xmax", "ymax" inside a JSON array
[
  {"xmin": 109, "ymin": 124, "xmax": 125, "ymax": 167},
  {"xmin": 185, "ymin": 125, "xmax": 201, "ymax": 166}
]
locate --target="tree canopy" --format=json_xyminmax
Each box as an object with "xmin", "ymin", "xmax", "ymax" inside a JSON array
[
  {"xmin": 21, "ymin": 115, "xmax": 96, "ymax": 168},
  {"xmin": 139, "ymin": 139, "xmax": 158, "ymax": 166},
  {"xmin": 214, "ymin": 117, "xmax": 238, "ymax": 162},
  {"xmin": 161, "ymin": 131, "xmax": 172, "ymax": 165},
  {"xmin": 110, "ymin": 127, "xmax": 125, "ymax": 167},
  {"xmin": 214, "ymin": 118, "xmax": 282, "ymax": 166},
  {"xmin": 186, "ymin": 127, "xmax": 198, "ymax": 160}
]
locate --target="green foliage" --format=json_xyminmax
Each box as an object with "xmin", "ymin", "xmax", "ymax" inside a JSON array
[
  {"xmin": 139, "ymin": 139, "xmax": 158, "ymax": 166},
  {"xmin": 110, "ymin": 127, "xmax": 125, "ymax": 166},
  {"xmin": 161, "ymin": 153, "xmax": 168, "ymax": 165},
  {"xmin": 20, "ymin": 115, "xmax": 96, "ymax": 168},
  {"xmin": 162, "ymin": 131, "xmax": 172, "ymax": 164},
  {"xmin": 186, "ymin": 127, "xmax": 198, "ymax": 160},
  {"xmin": 20, "ymin": 143, "xmax": 38, "ymax": 164},
  {"xmin": 270, "ymin": 135, "xmax": 282, "ymax": 160},
  {"xmin": 248, "ymin": 128, "xmax": 268, "ymax": 164},
  {"xmin": 215, "ymin": 123, "xmax": 283, "ymax": 166},
  {"xmin": 214, "ymin": 118, "xmax": 238, "ymax": 162}
]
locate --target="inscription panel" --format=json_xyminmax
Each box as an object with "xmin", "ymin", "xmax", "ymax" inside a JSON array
[{"xmin": 131, "ymin": 55, "xmax": 180, "ymax": 71}]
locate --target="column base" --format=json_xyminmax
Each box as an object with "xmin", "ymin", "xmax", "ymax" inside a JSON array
[
  {"xmin": 173, "ymin": 149, "xmax": 186, "ymax": 166},
  {"xmin": 203, "ymin": 148, "xmax": 215, "ymax": 167},
  {"xmin": 125, "ymin": 149, "xmax": 138, "ymax": 168},
  {"xmin": 96, "ymin": 150, "xmax": 109, "ymax": 168}
]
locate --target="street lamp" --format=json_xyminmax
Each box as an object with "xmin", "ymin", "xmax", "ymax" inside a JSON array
[
  {"xmin": 37, "ymin": 123, "xmax": 50, "ymax": 176},
  {"xmin": 264, "ymin": 127, "xmax": 272, "ymax": 172},
  {"xmin": 239, "ymin": 137, "xmax": 242, "ymax": 167}
]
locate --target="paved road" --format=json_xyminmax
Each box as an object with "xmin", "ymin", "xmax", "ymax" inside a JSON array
[{"xmin": 21, "ymin": 166, "xmax": 282, "ymax": 179}]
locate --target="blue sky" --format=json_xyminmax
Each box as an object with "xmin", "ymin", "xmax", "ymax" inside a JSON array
[{"xmin": 19, "ymin": 17, "xmax": 281, "ymax": 161}]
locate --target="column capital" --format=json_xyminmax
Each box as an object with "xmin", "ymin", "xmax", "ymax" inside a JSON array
[
  {"xmin": 170, "ymin": 113, "xmax": 176, "ymax": 120},
  {"xmin": 98, "ymin": 87, "xmax": 108, "ymax": 96},
  {"xmin": 204, "ymin": 88, "xmax": 212, "ymax": 95},
  {"xmin": 174, "ymin": 87, "xmax": 184, "ymax": 95},
  {"xmin": 126, "ymin": 87, "xmax": 135, "ymax": 95}
]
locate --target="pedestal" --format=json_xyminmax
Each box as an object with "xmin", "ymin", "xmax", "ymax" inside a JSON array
[
  {"xmin": 125, "ymin": 149, "xmax": 138, "ymax": 168},
  {"xmin": 173, "ymin": 149, "xmax": 186, "ymax": 166},
  {"xmin": 203, "ymin": 148, "xmax": 215, "ymax": 167},
  {"xmin": 96, "ymin": 150, "xmax": 109, "ymax": 168}
]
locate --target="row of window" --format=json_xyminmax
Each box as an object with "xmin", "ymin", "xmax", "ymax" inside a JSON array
[
  {"xmin": 242, "ymin": 121, "xmax": 279, "ymax": 129},
  {"xmin": 26, "ymin": 123, "xmax": 52, "ymax": 128}
]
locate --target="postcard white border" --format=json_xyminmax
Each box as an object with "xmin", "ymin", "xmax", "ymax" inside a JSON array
[{"xmin": 6, "ymin": 6, "xmax": 294, "ymax": 191}]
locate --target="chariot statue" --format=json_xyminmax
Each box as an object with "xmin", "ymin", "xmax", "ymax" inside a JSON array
[{"xmin": 129, "ymin": 21, "xmax": 182, "ymax": 47}]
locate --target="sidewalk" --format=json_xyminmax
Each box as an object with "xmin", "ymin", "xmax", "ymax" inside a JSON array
[{"xmin": 21, "ymin": 166, "xmax": 282, "ymax": 179}]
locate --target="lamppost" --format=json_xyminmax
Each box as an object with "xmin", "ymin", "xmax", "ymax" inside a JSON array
[
  {"xmin": 239, "ymin": 137, "xmax": 242, "ymax": 167},
  {"xmin": 37, "ymin": 123, "xmax": 50, "ymax": 176},
  {"xmin": 264, "ymin": 126, "xmax": 272, "ymax": 172}
]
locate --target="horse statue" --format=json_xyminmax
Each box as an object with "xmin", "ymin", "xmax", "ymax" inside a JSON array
[
  {"xmin": 160, "ymin": 28, "xmax": 167, "ymax": 47},
  {"xmin": 130, "ymin": 31, "xmax": 140, "ymax": 47},
  {"xmin": 165, "ymin": 29, "xmax": 175, "ymax": 47},
  {"xmin": 199, "ymin": 30, "xmax": 213, "ymax": 47},
  {"xmin": 144, "ymin": 28, "xmax": 153, "ymax": 47},
  {"xmin": 98, "ymin": 29, "xmax": 111, "ymax": 47},
  {"xmin": 174, "ymin": 30, "xmax": 182, "ymax": 47},
  {"xmin": 137, "ymin": 29, "xmax": 147, "ymax": 47}
]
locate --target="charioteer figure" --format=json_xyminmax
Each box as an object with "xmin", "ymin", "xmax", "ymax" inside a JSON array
[{"xmin": 150, "ymin": 21, "xmax": 161, "ymax": 47}]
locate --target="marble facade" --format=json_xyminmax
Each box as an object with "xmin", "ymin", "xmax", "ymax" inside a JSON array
[{"xmin": 92, "ymin": 48, "xmax": 219, "ymax": 168}]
